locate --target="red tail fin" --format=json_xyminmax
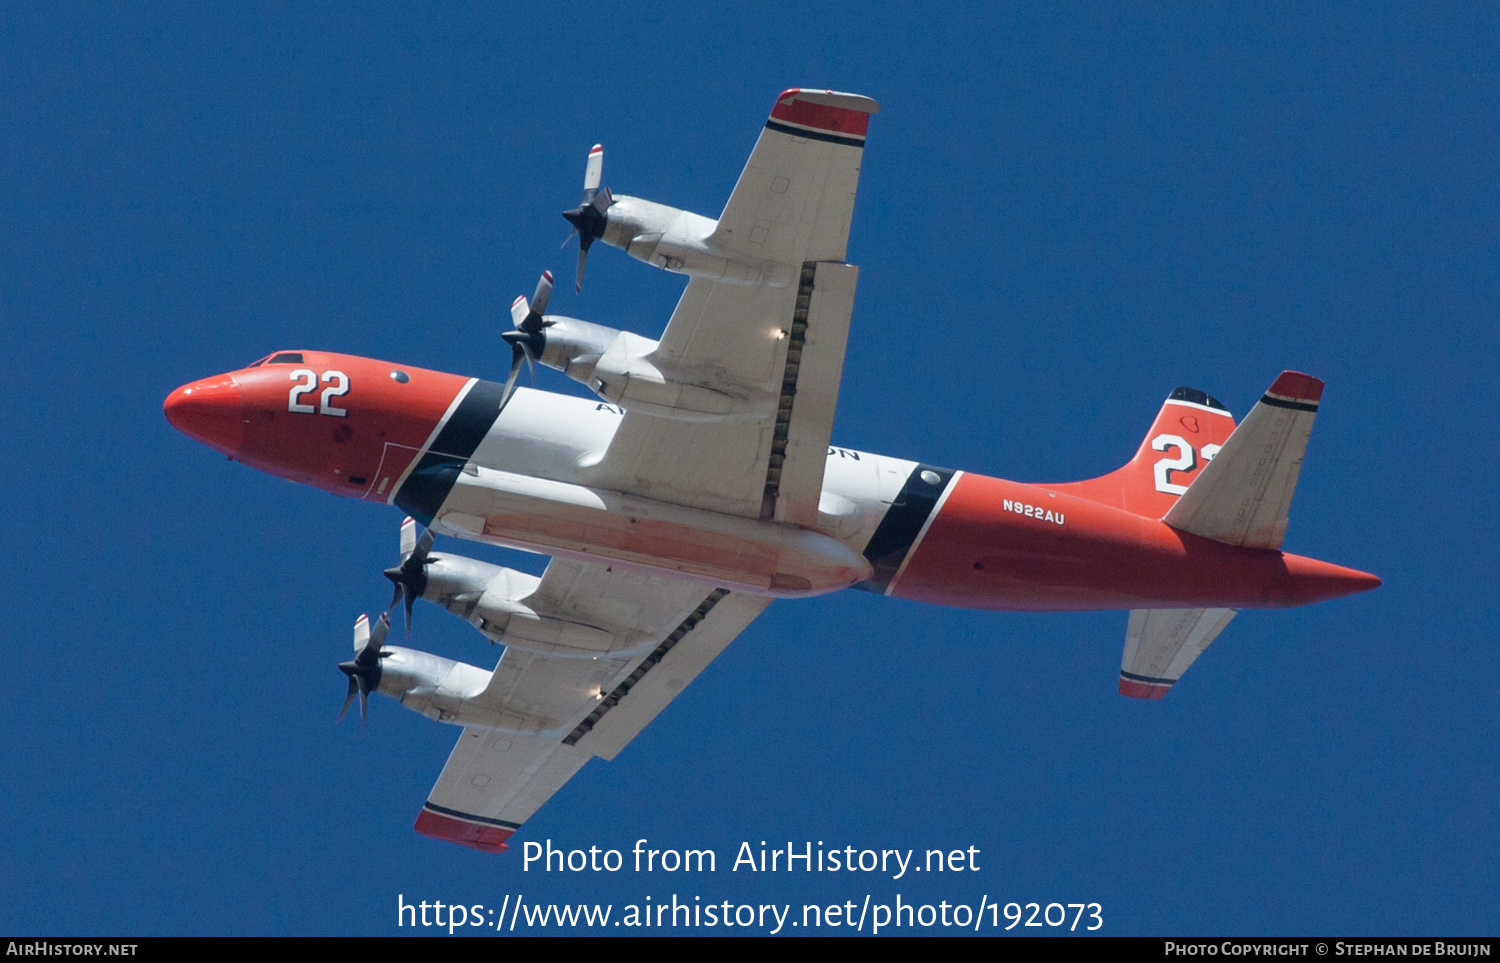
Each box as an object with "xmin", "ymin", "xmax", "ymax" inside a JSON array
[{"xmin": 1046, "ymin": 387, "xmax": 1237, "ymax": 519}]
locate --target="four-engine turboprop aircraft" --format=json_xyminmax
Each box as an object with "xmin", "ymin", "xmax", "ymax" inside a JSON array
[{"xmin": 163, "ymin": 89, "xmax": 1379, "ymax": 854}]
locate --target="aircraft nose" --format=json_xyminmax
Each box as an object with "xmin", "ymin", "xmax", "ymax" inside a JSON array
[{"xmin": 164, "ymin": 375, "xmax": 245, "ymax": 455}]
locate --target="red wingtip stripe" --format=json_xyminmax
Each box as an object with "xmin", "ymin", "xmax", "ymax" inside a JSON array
[
  {"xmin": 771, "ymin": 91, "xmax": 869, "ymax": 137},
  {"xmin": 1267, "ymin": 371, "xmax": 1324, "ymax": 403},
  {"xmin": 1119, "ymin": 677, "xmax": 1172, "ymax": 700},
  {"xmin": 415, "ymin": 809, "xmax": 513, "ymax": 854},
  {"xmin": 589, "ymin": 145, "xmax": 602, "ymax": 154}
]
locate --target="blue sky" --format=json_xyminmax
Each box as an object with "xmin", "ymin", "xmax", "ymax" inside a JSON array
[{"xmin": 2, "ymin": 3, "xmax": 1495, "ymax": 935}]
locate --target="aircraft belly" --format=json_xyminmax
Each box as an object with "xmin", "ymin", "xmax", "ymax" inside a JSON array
[{"xmin": 431, "ymin": 467, "xmax": 872, "ymax": 598}]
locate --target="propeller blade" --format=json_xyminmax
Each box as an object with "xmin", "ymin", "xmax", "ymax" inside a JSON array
[
  {"xmin": 337, "ymin": 675, "xmax": 358, "ymax": 724},
  {"xmin": 564, "ymin": 145, "xmax": 610, "ymax": 292},
  {"xmin": 399, "ymin": 516, "xmax": 416, "ymax": 559},
  {"xmin": 339, "ymin": 612, "xmax": 389, "ymax": 724},
  {"xmin": 369, "ymin": 610, "xmax": 390, "ymax": 651},
  {"xmin": 499, "ymin": 341, "xmax": 526, "ymax": 413},
  {"xmin": 531, "ymin": 270, "xmax": 554, "ymax": 317},
  {"xmin": 510, "ymin": 271, "xmax": 554, "ymax": 334},
  {"xmin": 583, "ymin": 144, "xmax": 603, "ymax": 194},
  {"xmin": 386, "ymin": 517, "xmax": 436, "ymax": 635}
]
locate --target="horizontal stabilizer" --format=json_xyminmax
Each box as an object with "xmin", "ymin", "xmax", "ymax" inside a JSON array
[
  {"xmin": 1119, "ymin": 608, "xmax": 1238, "ymax": 699},
  {"xmin": 1163, "ymin": 371, "xmax": 1323, "ymax": 550}
]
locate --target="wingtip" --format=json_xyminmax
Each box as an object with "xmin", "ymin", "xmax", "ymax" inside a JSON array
[
  {"xmin": 1119, "ymin": 677, "xmax": 1171, "ymax": 700},
  {"xmin": 776, "ymin": 88, "xmax": 881, "ymax": 113},
  {"xmin": 770, "ymin": 89, "xmax": 878, "ymax": 137},
  {"xmin": 1268, "ymin": 371, "xmax": 1325, "ymax": 403},
  {"xmin": 415, "ymin": 807, "xmax": 514, "ymax": 854}
]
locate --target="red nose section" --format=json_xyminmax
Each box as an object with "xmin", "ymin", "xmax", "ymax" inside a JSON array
[{"xmin": 164, "ymin": 375, "xmax": 244, "ymax": 455}]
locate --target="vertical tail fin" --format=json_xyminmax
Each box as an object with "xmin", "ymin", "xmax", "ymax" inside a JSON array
[{"xmin": 1046, "ymin": 387, "xmax": 1237, "ymax": 518}]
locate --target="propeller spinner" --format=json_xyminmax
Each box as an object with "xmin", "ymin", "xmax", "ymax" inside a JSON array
[
  {"xmin": 384, "ymin": 516, "xmax": 435, "ymax": 635},
  {"xmin": 562, "ymin": 144, "xmax": 614, "ymax": 292},
  {"xmin": 337, "ymin": 612, "xmax": 390, "ymax": 725}
]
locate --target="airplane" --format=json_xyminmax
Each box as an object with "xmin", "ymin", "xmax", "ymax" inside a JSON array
[{"xmin": 162, "ymin": 88, "xmax": 1380, "ymax": 854}]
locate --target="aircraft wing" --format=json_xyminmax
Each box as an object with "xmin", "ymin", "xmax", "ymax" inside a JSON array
[
  {"xmin": 414, "ymin": 557, "xmax": 771, "ymax": 852},
  {"xmin": 588, "ymin": 90, "xmax": 876, "ymax": 526},
  {"xmin": 710, "ymin": 88, "xmax": 878, "ymax": 266}
]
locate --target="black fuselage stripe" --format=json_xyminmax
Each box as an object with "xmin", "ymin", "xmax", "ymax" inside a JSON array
[
  {"xmin": 423, "ymin": 801, "xmax": 522, "ymax": 830},
  {"xmin": 855, "ymin": 464, "xmax": 955, "ymax": 592},
  {"xmin": 1259, "ymin": 394, "xmax": 1319, "ymax": 412},
  {"xmin": 764, "ymin": 119, "xmax": 866, "ymax": 148},
  {"xmin": 394, "ymin": 379, "xmax": 508, "ymax": 526},
  {"xmin": 428, "ymin": 378, "xmax": 509, "ymax": 458}
]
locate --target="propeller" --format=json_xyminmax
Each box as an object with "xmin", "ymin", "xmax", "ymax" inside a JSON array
[
  {"xmin": 561, "ymin": 144, "xmax": 614, "ymax": 292},
  {"xmin": 383, "ymin": 516, "xmax": 435, "ymax": 636},
  {"xmin": 499, "ymin": 270, "xmax": 554, "ymax": 412},
  {"xmin": 338, "ymin": 612, "xmax": 390, "ymax": 725}
]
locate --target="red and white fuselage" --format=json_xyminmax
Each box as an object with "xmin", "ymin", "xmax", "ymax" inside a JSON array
[{"xmin": 164, "ymin": 350, "xmax": 1378, "ymax": 614}]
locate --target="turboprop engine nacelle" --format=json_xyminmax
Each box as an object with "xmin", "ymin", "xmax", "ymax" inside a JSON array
[
  {"xmin": 375, "ymin": 646, "xmax": 491, "ymax": 725},
  {"xmin": 532, "ymin": 319, "xmax": 772, "ymax": 422},
  {"xmin": 599, "ymin": 195, "xmax": 784, "ymax": 286},
  {"xmin": 375, "ymin": 647, "xmax": 569, "ymax": 735},
  {"xmin": 417, "ymin": 548, "xmax": 636, "ymax": 658},
  {"xmin": 531, "ymin": 315, "xmax": 621, "ymax": 384}
]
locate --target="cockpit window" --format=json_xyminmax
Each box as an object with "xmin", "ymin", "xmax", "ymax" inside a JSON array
[
  {"xmin": 246, "ymin": 354, "xmax": 273, "ymax": 367},
  {"xmin": 267, "ymin": 352, "xmax": 305, "ymax": 364}
]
